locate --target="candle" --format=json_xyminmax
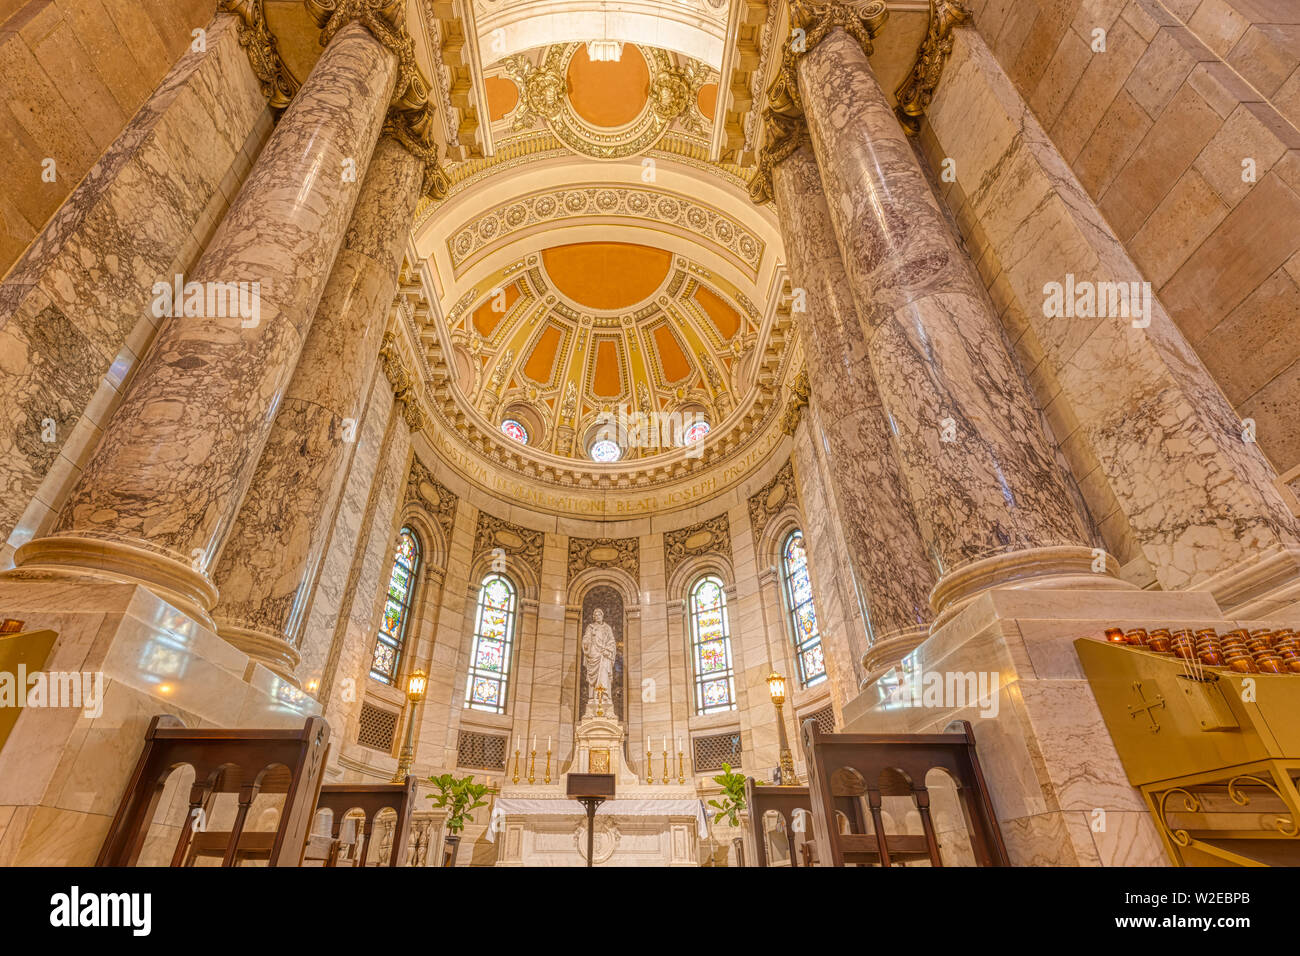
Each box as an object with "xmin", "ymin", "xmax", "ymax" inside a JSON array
[
  {"xmin": 646, "ymin": 736, "xmax": 651, "ymax": 752},
  {"xmin": 677, "ymin": 736, "xmax": 681, "ymax": 752},
  {"xmin": 532, "ymin": 734, "xmax": 536, "ymax": 752},
  {"xmin": 663, "ymin": 735, "xmax": 667, "ymax": 751},
  {"xmin": 547, "ymin": 735, "xmax": 551, "ymax": 751},
  {"xmin": 515, "ymin": 735, "xmax": 520, "ymax": 752}
]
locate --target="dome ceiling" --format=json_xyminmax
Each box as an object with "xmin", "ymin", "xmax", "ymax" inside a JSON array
[{"xmin": 443, "ymin": 239, "xmax": 761, "ymax": 462}]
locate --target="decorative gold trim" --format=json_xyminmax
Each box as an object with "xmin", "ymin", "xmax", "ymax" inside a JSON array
[
  {"xmin": 220, "ymin": 0, "xmax": 300, "ymax": 111},
  {"xmin": 894, "ymin": 0, "xmax": 972, "ymax": 136}
]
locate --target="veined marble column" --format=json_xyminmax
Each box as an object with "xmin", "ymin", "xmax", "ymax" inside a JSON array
[
  {"xmin": 211, "ymin": 135, "xmax": 424, "ymax": 676},
  {"xmin": 12, "ymin": 21, "xmax": 400, "ymax": 627},
  {"xmin": 790, "ymin": 15, "xmax": 1111, "ymax": 624},
  {"xmin": 772, "ymin": 142, "xmax": 934, "ymax": 652}
]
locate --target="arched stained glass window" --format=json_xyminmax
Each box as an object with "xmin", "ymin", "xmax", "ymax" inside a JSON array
[
  {"xmin": 465, "ymin": 573, "xmax": 518, "ymax": 713},
  {"xmin": 371, "ymin": 528, "xmax": 420, "ymax": 684},
  {"xmin": 689, "ymin": 575, "xmax": 736, "ymax": 714},
  {"xmin": 501, "ymin": 419, "xmax": 528, "ymax": 444},
  {"xmin": 782, "ymin": 529, "xmax": 826, "ymax": 687}
]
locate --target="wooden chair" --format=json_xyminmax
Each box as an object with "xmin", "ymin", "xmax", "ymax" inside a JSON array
[
  {"xmin": 744, "ymin": 778, "xmax": 931, "ymax": 866},
  {"xmin": 98, "ymin": 715, "xmax": 330, "ymax": 867},
  {"xmin": 312, "ymin": 776, "xmax": 418, "ymax": 867},
  {"xmin": 800, "ymin": 719, "xmax": 1010, "ymax": 867}
]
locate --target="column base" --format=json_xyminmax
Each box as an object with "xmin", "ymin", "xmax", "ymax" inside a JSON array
[
  {"xmin": 0, "ymin": 579, "xmax": 319, "ymax": 865},
  {"xmin": 859, "ymin": 625, "xmax": 929, "ymax": 689},
  {"xmin": 9, "ymin": 535, "xmax": 219, "ymax": 631},
  {"xmin": 840, "ymin": 584, "xmax": 1254, "ymax": 865},
  {"xmin": 213, "ymin": 622, "xmax": 302, "ymax": 683},
  {"xmin": 928, "ymin": 545, "xmax": 1135, "ymax": 634}
]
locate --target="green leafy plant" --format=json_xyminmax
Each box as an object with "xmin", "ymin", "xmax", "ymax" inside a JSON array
[
  {"xmin": 706, "ymin": 763, "xmax": 757, "ymax": 827},
  {"xmin": 427, "ymin": 772, "xmax": 494, "ymax": 834}
]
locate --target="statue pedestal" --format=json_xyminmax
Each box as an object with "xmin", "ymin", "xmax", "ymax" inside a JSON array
[{"xmin": 491, "ymin": 715, "xmax": 703, "ymax": 865}]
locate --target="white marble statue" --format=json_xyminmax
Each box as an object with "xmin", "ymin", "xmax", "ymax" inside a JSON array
[{"xmin": 582, "ymin": 607, "xmax": 617, "ymax": 718}]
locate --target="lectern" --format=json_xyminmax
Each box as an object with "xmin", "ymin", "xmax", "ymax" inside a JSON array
[{"xmin": 566, "ymin": 772, "xmax": 615, "ymax": 867}]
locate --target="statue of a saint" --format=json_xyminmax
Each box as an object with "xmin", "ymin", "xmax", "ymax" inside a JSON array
[{"xmin": 582, "ymin": 608, "xmax": 617, "ymax": 719}]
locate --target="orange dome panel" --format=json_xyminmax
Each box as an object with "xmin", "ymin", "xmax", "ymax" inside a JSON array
[
  {"xmin": 592, "ymin": 339, "xmax": 623, "ymax": 397},
  {"xmin": 484, "ymin": 75, "xmax": 520, "ymax": 122},
  {"xmin": 693, "ymin": 285, "xmax": 740, "ymax": 340},
  {"xmin": 651, "ymin": 323, "xmax": 691, "ymax": 383},
  {"xmin": 542, "ymin": 242, "xmax": 672, "ymax": 310},
  {"xmin": 473, "ymin": 282, "xmax": 521, "ymax": 337},
  {"xmin": 523, "ymin": 322, "xmax": 566, "ymax": 385},
  {"xmin": 696, "ymin": 82, "xmax": 717, "ymax": 120},
  {"xmin": 566, "ymin": 44, "xmax": 649, "ymax": 128}
]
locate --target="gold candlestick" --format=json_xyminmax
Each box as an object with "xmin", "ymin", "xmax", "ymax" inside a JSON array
[
  {"xmin": 512, "ymin": 748, "xmax": 520, "ymax": 784},
  {"xmin": 544, "ymin": 749, "xmax": 552, "ymax": 784},
  {"xmin": 662, "ymin": 749, "xmax": 669, "ymax": 784},
  {"xmin": 528, "ymin": 748, "xmax": 536, "ymax": 784},
  {"xmin": 646, "ymin": 749, "xmax": 653, "ymax": 784},
  {"xmin": 676, "ymin": 749, "xmax": 684, "ymax": 784}
]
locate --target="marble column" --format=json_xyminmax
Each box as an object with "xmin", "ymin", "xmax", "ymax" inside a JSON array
[
  {"xmin": 210, "ymin": 135, "xmax": 424, "ymax": 676},
  {"xmin": 11, "ymin": 21, "xmax": 400, "ymax": 628},
  {"xmin": 795, "ymin": 23, "xmax": 1109, "ymax": 624},
  {"xmin": 772, "ymin": 142, "xmax": 934, "ymax": 652}
]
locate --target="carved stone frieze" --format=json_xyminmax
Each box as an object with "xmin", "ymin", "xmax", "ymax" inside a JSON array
[
  {"xmin": 748, "ymin": 459, "xmax": 797, "ymax": 540},
  {"xmin": 568, "ymin": 535, "xmax": 640, "ymax": 583},
  {"xmin": 664, "ymin": 513, "xmax": 731, "ymax": 580},
  {"xmin": 405, "ymin": 457, "xmax": 459, "ymax": 542},
  {"xmin": 473, "ymin": 512, "xmax": 544, "ymax": 579}
]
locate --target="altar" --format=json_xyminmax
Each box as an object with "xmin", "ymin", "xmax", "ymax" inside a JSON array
[{"xmin": 488, "ymin": 606, "xmax": 706, "ymax": 866}]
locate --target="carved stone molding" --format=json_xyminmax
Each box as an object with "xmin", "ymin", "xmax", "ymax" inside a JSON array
[
  {"xmin": 780, "ymin": 368, "xmax": 810, "ymax": 435},
  {"xmin": 567, "ymin": 536, "xmax": 640, "ymax": 583},
  {"xmin": 748, "ymin": 458, "xmax": 797, "ymax": 541},
  {"xmin": 473, "ymin": 512, "xmax": 544, "ymax": 579},
  {"xmin": 220, "ymin": 0, "xmax": 300, "ymax": 110},
  {"xmin": 895, "ymin": 0, "xmax": 972, "ymax": 135},
  {"xmin": 405, "ymin": 457, "xmax": 459, "ymax": 541},
  {"xmin": 749, "ymin": 0, "xmax": 889, "ymax": 204},
  {"xmin": 664, "ymin": 513, "xmax": 732, "ymax": 581},
  {"xmin": 446, "ymin": 184, "xmax": 764, "ymax": 278},
  {"xmin": 380, "ymin": 331, "xmax": 425, "ymax": 431}
]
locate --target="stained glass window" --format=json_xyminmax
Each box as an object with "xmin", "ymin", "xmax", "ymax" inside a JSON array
[
  {"xmin": 465, "ymin": 573, "xmax": 518, "ymax": 713},
  {"xmin": 501, "ymin": 419, "xmax": 528, "ymax": 444},
  {"xmin": 782, "ymin": 530, "xmax": 826, "ymax": 687},
  {"xmin": 682, "ymin": 419, "xmax": 710, "ymax": 444},
  {"xmin": 590, "ymin": 439, "xmax": 621, "ymax": 463},
  {"xmin": 370, "ymin": 528, "xmax": 420, "ymax": 684},
  {"xmin": 689, "ymin": 575, "xmax": 736, "ymax": 714}
]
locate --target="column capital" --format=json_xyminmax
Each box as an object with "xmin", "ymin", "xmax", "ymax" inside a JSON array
[
  {"xmin": 220, "ymin": 0, "xmax": 300, "ymax": 110},
  {"xmin": 894, "ymin": 0, "xmax": 972, "ymax": 135},
  {"xmin": 748, "ymin": 1, "xmax": 888, "ymax": 204},
  {"xmin": 308, "ymin": 0, "xmax": 449, "ymax": 198},
  {"xmin": 379, "ymin": 331, "xmax": 426, "ymax": 432}
]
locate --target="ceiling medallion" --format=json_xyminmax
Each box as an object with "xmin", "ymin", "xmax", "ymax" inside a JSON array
[{"xmin": 503, "ymin": 43, "xmax": 709, "ymax": 160}]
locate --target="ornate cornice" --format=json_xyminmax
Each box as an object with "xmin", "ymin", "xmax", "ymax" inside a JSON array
[
  {"xmin": 305, "ymin": 0, "xmax": 449, "ymax": 198},
  {"xmin": 780, "ymin": 368, "xmax": 810, "ymax": 435},
  {"xmin": 895, "ymin": 0, "xmax": 971, "ymax": 135},
  {"xmin": 220, "ymin": 0, "xmax": 300, "ymax": 110},
  {"xmin": 748, "ymin": 0, "xmax": 889, "ymax": 205},
  {"xmin": 380, "ymin": 331, "xmax": 425, "ymax": 431}
]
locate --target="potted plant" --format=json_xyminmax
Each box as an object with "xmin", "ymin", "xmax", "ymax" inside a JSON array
[
  {"xmin": 427, "ymin": 772, "xmax": 494, "ymax": 866},
  {"xmin": 706, "ymin": 763, "xmax": 755, "ymax": 866}
]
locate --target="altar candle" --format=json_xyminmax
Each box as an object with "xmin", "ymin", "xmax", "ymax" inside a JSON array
[
  {"xmin": 547, "ymin": 735, "xmax": 551, "ymax": 751},
  {"xmin": 515, "ymin": 735, "xmax": 520, "ymax": 752},
  {"xmin": 647, "ymin": 736, "xmax": 651, "ymax": 752},
  {"xmin": 663, "ymin": 735, "xmax": 667, "ymax": 751},
  {"xmin": 677, "ymin": 736, "xmax": 681, "ymax": 752},
  {"xmin": 532, "ymin": 735, "xmax": 536, "ymax": 752}
]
